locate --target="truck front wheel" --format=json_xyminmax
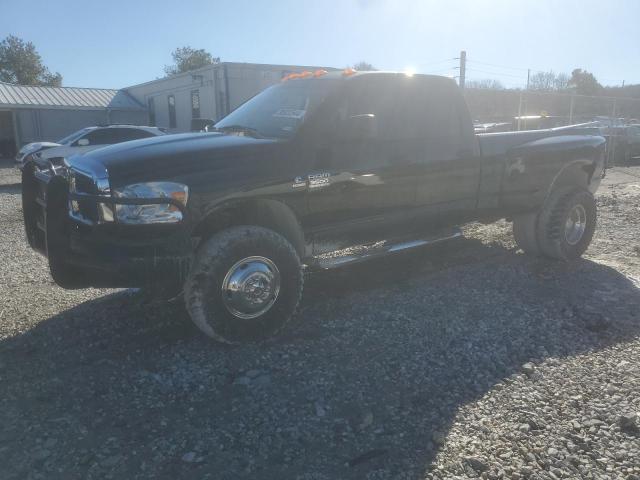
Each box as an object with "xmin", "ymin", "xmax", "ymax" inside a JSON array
[
  {"xmin": 536, "ymin": 187, "xmax": 597, "ymax": 260},
  {"xmin": 184, "ymin": 226, "xmax": 303, "ymax": 344}
]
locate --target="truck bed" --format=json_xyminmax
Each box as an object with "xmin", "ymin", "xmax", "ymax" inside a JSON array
[{"xmin": 477, "ymin": 124, "xmax": 604, "ymax": 158}]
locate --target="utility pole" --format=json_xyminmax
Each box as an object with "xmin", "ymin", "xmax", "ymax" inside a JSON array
[
  {"xmin": 518, "ymin": 69, "xmax": 531, "ymax": 131},
  {"xmin": 569, "ymin": 93, "xmax": 575, "ymax": 124},
  {"xmin": 459, "ymin": 50, "xmax": 466, "ymax": 89}
]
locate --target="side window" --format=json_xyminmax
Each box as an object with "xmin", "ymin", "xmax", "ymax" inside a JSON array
[
  {"xmin": 345, "ymin": 78, "xmax": 396, "ymax": 138},
  {"xmin": 110, "ymin": 128, "xmax": 155, "ymax": 143},
  {"xmin": 82, "ymin": 128, "xmax": 117, "ymax": 145},
  {"xmin": 346, "ymin": 77, "xmax": 455, "ymax": 141},
  {"xmin": 148, "ymin": 97, "xmax": 156, "ymax": 126},
  {"xmin": 129, "ymin": 129, "xmax": 156, "ymax": 140},
  {"xmin": 168, "ymin": 95, "xmax": 177, "ymax": 128},
  {"xmin": 191, "ymin": 90, "xmax": 200, "ymax": 119}
]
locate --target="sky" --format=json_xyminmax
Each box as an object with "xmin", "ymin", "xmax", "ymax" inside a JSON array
[{"xmin": 1, "ymin": 0, "xmax": 639, "ymax": 90}]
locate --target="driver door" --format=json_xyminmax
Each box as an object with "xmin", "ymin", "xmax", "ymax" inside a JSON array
[{"xmin": 305, "ymin": 75, "xmax": 423, "ymax": 253}]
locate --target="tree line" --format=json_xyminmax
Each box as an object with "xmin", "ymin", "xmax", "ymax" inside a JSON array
[
  {"xmin": 468, "ymin": 69, "xmax": 604, "ymax": 96},
  {"xmin": 0, "ymin": 35, "xmax": 636, "ymax": 102}
]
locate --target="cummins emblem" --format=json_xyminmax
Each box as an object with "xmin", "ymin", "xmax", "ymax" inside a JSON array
[{"xmin": 308, "ymin": 172, "xmax": 330, "ymax": 189}]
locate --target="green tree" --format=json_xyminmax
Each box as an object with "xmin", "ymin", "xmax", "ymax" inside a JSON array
[
  {"xmin": 568, "ymin": 68, "xmax": 602, "ymax": 95},
  {"xmin": 0, "ymin": 35, "xmax": 62, "ymax": 86},
  {"xmin": 164, "ymin": 47, "xmax": 219, "ymax": 76},
  {"xmin": 352, "ymin": 61, "xmax": 376, "ymax": 71}
]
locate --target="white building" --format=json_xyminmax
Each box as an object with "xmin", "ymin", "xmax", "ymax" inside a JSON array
[{"xmin": 124, "ymin": 62, "xmax": 333, "ymax": 133}]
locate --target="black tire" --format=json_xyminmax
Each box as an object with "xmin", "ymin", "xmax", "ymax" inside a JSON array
[
  {"xmin": 513, "ymin": 212, "xmax": 541, "ymax": 255},
  {"xmin": 184, "ymin": 226, "xmax": 303, "ymax": 344},
  {"xmin": 536, "ymin": 187, "xmax": 597, "ymax": 261}
]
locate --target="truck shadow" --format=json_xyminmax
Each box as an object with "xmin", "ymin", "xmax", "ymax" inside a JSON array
[{"xmin": 1, "ymin": 238, "xmax": 639, "ymax": 479}]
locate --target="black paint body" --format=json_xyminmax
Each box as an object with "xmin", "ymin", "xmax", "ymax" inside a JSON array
[{"xmin": 22, "ymin": 72, "xmax": 606, "ymax": 289}]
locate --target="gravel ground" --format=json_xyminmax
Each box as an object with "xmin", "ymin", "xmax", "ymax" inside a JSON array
[{"xmin": 1, "ymin": 159, "xmax": 639, "ymax": 479}]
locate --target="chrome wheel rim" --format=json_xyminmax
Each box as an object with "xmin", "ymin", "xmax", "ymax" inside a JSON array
[
  {"xmin": 221, "ymin": 256, "xmax": 280, "ymax": 319},
  {"xmin": 564, "ymin": 204, "xmax": 587, "ymax": 245}
]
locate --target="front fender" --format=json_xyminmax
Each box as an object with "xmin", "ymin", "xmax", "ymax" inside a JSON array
[{"xmin": 192, "ymin": 198, "xmax": 308, "ymax": 259}]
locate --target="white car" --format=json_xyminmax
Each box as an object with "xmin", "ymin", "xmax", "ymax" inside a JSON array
[{"xmin": 16, "ymin": 125, "xmax": 166, "ymax": 168}]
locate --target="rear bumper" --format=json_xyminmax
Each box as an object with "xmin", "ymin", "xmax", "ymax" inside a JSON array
[{"xmin": 22, "ymin": 163, "xmax": 193, "ymax": 289}]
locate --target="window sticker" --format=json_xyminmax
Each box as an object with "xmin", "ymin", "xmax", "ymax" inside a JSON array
[{"xmin": 273, "ymin": 108, "xmax": 306, "ymax": 119}]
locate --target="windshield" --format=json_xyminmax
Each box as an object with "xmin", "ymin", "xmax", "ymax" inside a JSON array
[
  {"xmin": 215, "ymin": 79, "xmax": 339, "ymax": 140},
  {"xmin": 57, "ymin": 127, "xmax": 92, "ymax": 145}
]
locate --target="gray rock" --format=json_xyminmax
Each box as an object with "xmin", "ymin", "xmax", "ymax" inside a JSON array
[
  {"xmin": 518, "ymin": 423, "xmax": 530, "ymax": 433},
  {"xmin": 619, "ymin": 413, "xmax": 638, "ymax": 433},
  {"xmin": 181, "ymin": 451, "xmax": 197, "ymax": 463},
  {"xmin": 100, "ymin": 455, "xmax": 122, "ymax": 468},
  {"xmin": 432, "ymin": 431, "xmax": 446, "ymax": 445},
  {"xmin": 32, "ymin": 449, "xmax": 51, "ymax": 461},
  {"xmin": 521, "ymin": 363, "xmax": 535, "ymax": 376},
  {"xmin": 232, "ymin": 375, "xmax": 251, "ymax": 386},
  {"xmin": 464, "ymin": 456, "xmax": 489, "ymax": 473}
]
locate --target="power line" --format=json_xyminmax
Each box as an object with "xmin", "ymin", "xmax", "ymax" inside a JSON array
[
  {"xmin": 468, "ymin": 58, "xmax": 558, "ymax": 75},
  {"xmin": 422, "ymin": 67, "xmax": 457, "ymax": 75},
  {"xmin": 467, "ymin": 59, "xmax": 529, "ymax": 72},
  {"xmin": 465, "ymin": 67, "xmax": 527, "ymax": 79},
  {"xmin": 416, "ymin": 58, "xmax": 458, "ymax": 67},
  {"xmin": 469, "ymin": 58, "xmax": 629, "ymax": 86}
]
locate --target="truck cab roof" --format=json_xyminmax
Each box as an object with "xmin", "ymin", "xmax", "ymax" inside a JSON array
[{"xmin": 282, "ymin": 69, "xmax": 458, "ymax": 86}]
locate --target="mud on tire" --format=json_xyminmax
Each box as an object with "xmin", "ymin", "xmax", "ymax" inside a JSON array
[{"xmin": 184, "ymin": 226, "xmax": 303, "ymax": 344}]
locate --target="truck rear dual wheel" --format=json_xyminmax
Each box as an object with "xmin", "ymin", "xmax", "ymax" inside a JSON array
[
  {"xmin": 513, "ymin": 212, "xmax": 541, "ymax": 256},
  {"xmin": 513, "ymin": 187, "xmax": 596, "ymax": 261},
  {"xmin": 184, "ymin": 226, "xmax": 304, "ymax": 344}
]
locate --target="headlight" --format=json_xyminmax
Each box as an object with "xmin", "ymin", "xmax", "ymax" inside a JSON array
[{"xmin": 113, "ymin": 182, "xmax": 189, "ymax": 224}]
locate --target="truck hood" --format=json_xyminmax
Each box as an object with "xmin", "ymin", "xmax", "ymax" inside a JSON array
[
  {"xmin": 19, "ymin": 141, "xmax": 61, "ymax": 153},
  {"xmin": 69, "ymin": 132, "xmax": 280, "ymax": 186},
  {"xmin": 17, "ymin": 142, "xmax": 61, "ymax": 160}
]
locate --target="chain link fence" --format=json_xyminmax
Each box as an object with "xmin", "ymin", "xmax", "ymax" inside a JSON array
[
  {"xmin": 464, "ymin": 88, "xmax": 640, "ymax": 165},
  {"xmin": 464, "ymin": 89, "xmax": 640, "ymax": 125}
]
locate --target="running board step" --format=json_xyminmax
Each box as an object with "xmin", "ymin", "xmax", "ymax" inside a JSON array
[{"xmin": 313, "ymin": 227, "xmax": 463, "ymax": 270}]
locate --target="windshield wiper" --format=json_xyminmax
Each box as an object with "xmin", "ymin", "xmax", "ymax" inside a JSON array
[{"xmin": 214, "ymin": 125, "xmax": 264, "ymax": 139}]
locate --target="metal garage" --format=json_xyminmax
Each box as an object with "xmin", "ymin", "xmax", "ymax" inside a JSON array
[{"xmin": 0, "ymin": 82, "xmax": 147, "ymax": 158}]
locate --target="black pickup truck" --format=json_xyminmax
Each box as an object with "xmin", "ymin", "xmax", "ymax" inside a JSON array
[{"xmin": 22, "ymin": 70, "xmax": 606, "ymax": 343}]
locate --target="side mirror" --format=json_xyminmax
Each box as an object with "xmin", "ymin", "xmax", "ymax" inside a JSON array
[
  {"xmin": 191, "ymin": 118, "xmax": 216, "ymax": 132},
  {"xmin": 342, "ymin": 114, "xmax": 378, "ymax": 140},
  {"xmin": 77, "ymin": 138, "xmax": 90, "ymax": 146}
]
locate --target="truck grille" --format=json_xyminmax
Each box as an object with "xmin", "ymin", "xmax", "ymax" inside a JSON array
[
  {"xmin": 68, "ymin": 167, "xmax": 110, "ymax": 225},
  {"xmin": 69, "ymin": 169, "xmax": 100, "ymax": 222},
  {"xmin": 23, "ymin": 161, "xmax": 67, "ymax": 255}
]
